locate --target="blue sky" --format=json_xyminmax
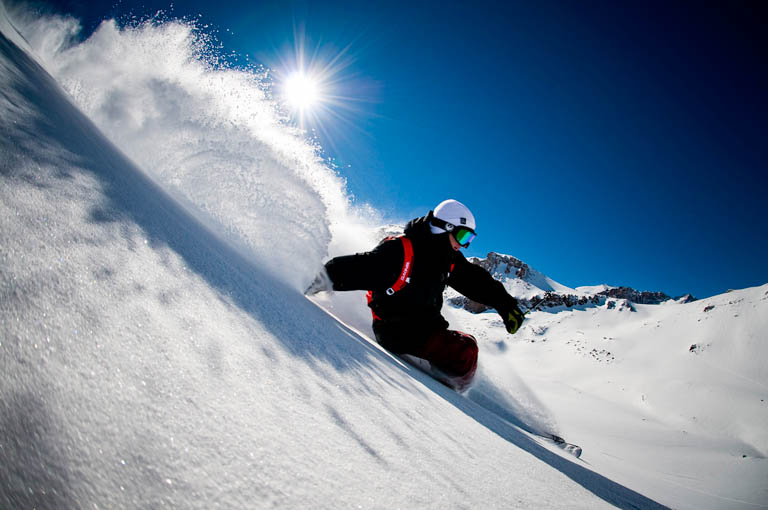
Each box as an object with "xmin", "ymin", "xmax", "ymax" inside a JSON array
[{"xmin": 35, "ymin": 0, "xmax": 767, "ymax": 298}]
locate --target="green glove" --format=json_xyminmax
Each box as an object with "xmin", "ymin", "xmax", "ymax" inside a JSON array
[{"xmin": 501, "ymin": 303, "xmax": 525, "ymax": 334}]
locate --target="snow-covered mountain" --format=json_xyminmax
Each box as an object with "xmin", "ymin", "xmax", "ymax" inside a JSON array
[
  {"xmin": 2, "ymin": 4, "xmax": 767, "ymax": 510},
  {"xmin": 447, "ymin": 281, "xmax": 768, "ymax": 510},
  {"xmin": 449, "ymin": 252, "xmax": 681, "ymax": 314}
]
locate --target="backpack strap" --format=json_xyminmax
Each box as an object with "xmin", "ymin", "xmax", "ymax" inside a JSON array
[
  {"xmin": 386, "ymin": 236, "xmax": 413, "ymax": 295},
  {"xmin": 366, "ymin": 236, "xmax": 414, "ymax": 321}
]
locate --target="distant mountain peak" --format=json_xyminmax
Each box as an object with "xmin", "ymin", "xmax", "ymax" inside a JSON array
[
  {"xmin": 450, "ymin": 251, "xmax": 689, "ymax": 313},
  {"xmin": 469, "ymin": 252, "xmax": 529, "ymax": 279}
]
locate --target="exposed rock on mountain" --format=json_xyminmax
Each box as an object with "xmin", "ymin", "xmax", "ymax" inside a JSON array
[
  {"xmin": 597, "ymin": 287, "xmax": 670, "ymax": 304},
  {"xmin": 470, "ymin": 252, "xmax": 530, "ymax": 279},
  {"xmin": 448, "ymin": 252, "xmax": 686, "ymax": 314}
]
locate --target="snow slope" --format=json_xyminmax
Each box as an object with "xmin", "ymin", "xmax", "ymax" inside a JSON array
[
  {"xmin": 2, "ymin": 4, "xmax": 766, "ymax": 509},
  {"xmin": 0, "ymin": 6, "xmax": 667, "ymax": 510},
  {"xmin": 448, "ymin": 286, "xmax": 768, "ymax": 510}
]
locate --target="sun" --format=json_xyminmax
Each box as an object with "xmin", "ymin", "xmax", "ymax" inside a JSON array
[
  {"xmin": 283, "ymin": 71, "xmax": 320, "ymax": 111},
  {"xmin": 267, "ymin": 24, "xmax": 371, "ymax": 144}
]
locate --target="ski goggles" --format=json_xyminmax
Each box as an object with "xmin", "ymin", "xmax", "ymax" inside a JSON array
[
  {"xmin": 453, "ymin": 226, "xmax": 476, "ymax": 247},
  {"xmin": 431, "ymin": 217, "xmax": 476, "ymax": 247}
]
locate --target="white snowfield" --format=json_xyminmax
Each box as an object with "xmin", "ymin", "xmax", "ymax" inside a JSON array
[{"xmin": 2, "ymin": 4, "xmax": 767, "ymax": 509}]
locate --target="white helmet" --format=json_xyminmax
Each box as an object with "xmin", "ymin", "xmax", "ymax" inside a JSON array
[{"xmin": 430, "ymin": 199, "xmax": 476, "ymax": 234}]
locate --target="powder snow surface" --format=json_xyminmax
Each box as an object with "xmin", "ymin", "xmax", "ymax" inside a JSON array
[{"xmin": 2, "ymin": 4, "xmax": 767, "ymax": 509}]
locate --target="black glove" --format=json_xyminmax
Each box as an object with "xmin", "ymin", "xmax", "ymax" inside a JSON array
[{"xmin": 500, "ymin": 300, "xmax": 525, "ymax": 334}]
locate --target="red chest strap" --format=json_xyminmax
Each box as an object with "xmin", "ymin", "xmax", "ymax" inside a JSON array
[
  {"xmin": 386, "ymin": 236, "xmax": 413, "ymax": 295},
  {"xmin": 366, "ymin": 236, "xmax": 414, "ymax": 322}
]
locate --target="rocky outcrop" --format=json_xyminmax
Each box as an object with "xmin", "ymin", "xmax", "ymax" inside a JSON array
[
  {"xmin": 606, "ymin": 299, "xmax": 637, "ymax": 312},
  {"xmin": 597, "ymin": 287, "xmax": 670, "ymax": 305},
  {"xmin": 448, "ymin": 252, "xmax": 685, "ymax": 314},
  {"xmin": 447, "ymin": 291, "xmax": 602, "ymax": 314},
  {"xmin": 469, "ymin": 252, "xmax": 530, "ymax": 279},
  {"xmin": 531, "ymin": 292, "xmax": 602, "ymax": 310}
]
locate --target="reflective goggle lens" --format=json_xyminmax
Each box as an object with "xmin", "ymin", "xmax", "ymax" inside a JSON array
[{"xmin": 454, "ymin": 227, "xmax": 476, "ymax": 246}]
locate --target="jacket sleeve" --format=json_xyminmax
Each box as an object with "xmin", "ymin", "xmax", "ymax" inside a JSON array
[
  {"xmin": 447, "ymin": 254, "xmax": 518, "ymax": 312},
  {"xmin": 324, "ymin": 239, "xmax": 404, "ymax": 291}
]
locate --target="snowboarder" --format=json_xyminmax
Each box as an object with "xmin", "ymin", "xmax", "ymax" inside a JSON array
[{"xmin": 305, "ymin": 199, "xmax": 525, "ymax": 391}]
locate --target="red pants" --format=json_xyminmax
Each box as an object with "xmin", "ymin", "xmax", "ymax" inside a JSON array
[{"xmin": 409, "ymin": 329, "xmax": 478, "ymax": 382}]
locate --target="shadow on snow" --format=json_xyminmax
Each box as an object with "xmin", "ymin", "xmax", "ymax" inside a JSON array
[{"xmin": 1, "ymin": 31, "xmax": 666, "ymax": 510}]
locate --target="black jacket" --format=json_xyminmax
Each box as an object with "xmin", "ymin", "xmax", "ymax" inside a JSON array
[{"xmin": 325, "ymin": 214, "xmax": 519, "ymax": 354}]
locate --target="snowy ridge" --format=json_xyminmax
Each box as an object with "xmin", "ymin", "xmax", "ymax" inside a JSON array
[
  {"xmin": 2, "ymin": 4, "xmax": 767, "ymax": 509},
  {"xmin": 470, "ymin": 252, "xmax": 581, "ymax": 298},
  {"xmin": 450, "ymin": 251, "xmax": 677, "ymax": 314}
]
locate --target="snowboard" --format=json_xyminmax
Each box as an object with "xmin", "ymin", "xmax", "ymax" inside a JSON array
[
  {"xmin": 400, "ymin": 353, "xmax": 583, "ymax": 459},
  {"xmin": 550, "ymin": 434, "xmax": 583, "ymax": 458}
]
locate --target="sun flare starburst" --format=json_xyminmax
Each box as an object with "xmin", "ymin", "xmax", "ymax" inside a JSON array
[
  {"xmin": 267, "ymin": 23, "xmax": 376, "ymax": 156},
  {"xmin": 283, "ymin": 71, "xmax": 320, "ymax": 111}
]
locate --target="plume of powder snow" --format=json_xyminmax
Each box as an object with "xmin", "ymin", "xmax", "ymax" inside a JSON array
[{"xmin": 12, "ymin": 7, "xmax": 380, "ymax": 291}]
